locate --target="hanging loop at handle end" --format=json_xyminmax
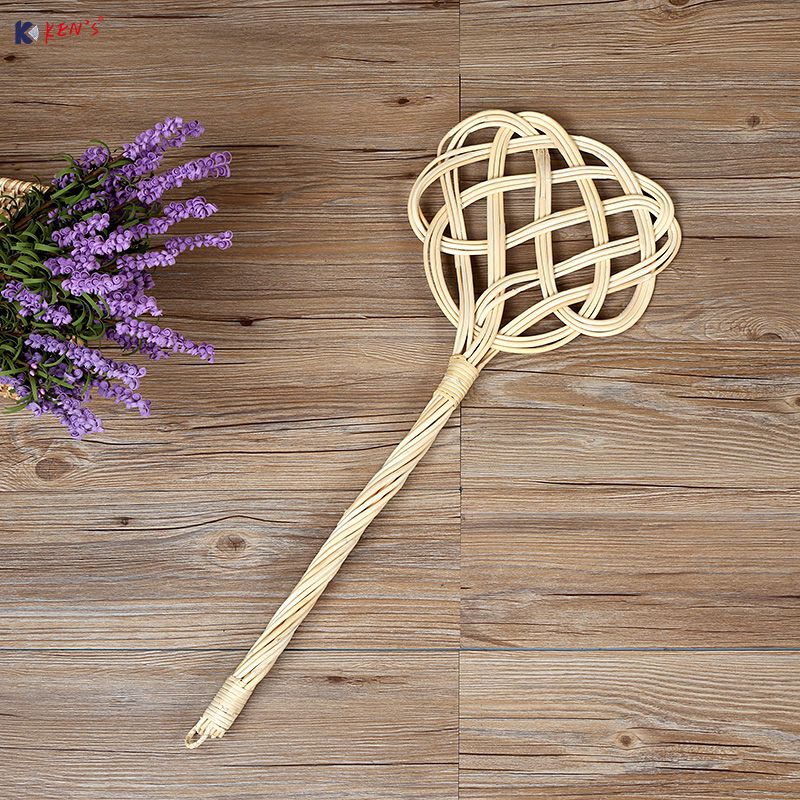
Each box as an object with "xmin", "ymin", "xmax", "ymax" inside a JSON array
[{"xmin": 185, "ymin": 674, "xmax": 253, "ymax": 749}]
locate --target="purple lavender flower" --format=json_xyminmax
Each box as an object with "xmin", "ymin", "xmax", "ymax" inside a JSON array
[
  {"xmin": 1, "ymin": 116, "xmax": 232, "ymax": 438},
  {"xmin": 165, "ymin": 231, "xmax": 234, "ymax": 255},
  {"xmin": 1, "ymin": 281, "xmax": 74, "ymax": 325},
  {"xmin": 79, "ymin": 144, "xmax": 111, "ymax": 170},
  {"xmin": 136, "ymin": 152, "xmax": 232, "ymax": 204},
  {"xmin": 123, "ymin": 117, "xmax": 204, "ymax": 163},
  {"xmin": 51, "ymin": 212, "xmax": 110, "ymax": 247},
  {"xmin": 94, "ymin": 379, "xmax": 151, "ymax": 417},
  {"xmin": 114, "ymin": 319, "xmax": 215, "ymax": 362}
]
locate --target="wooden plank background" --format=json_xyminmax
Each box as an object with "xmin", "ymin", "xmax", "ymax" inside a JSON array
[{"xmin": 1, "ymin": 1, "xmax": 798, "ymax": 797}]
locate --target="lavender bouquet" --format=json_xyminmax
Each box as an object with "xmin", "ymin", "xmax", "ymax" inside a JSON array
[{"xmin": 0, "ymin": 118, "xmax": 232, "ymax": 438}]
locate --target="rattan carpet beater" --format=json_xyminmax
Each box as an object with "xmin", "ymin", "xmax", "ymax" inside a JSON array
[{"xmin": 186, "ymin": 109, "xmax": 682, "ymax": 748}]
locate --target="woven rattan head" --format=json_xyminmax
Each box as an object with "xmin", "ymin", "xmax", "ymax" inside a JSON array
[{"xmin": 408, "ymin": 110, "xmax": 681, "ymax": 368}]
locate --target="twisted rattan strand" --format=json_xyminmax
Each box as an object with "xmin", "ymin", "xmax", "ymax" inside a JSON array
[{"xmin": 0, "ymin": 176, "xmax": 38, "ymax": 196}]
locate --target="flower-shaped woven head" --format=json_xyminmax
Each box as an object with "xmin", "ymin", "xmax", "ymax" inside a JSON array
[{"xmin": 408, "ymin": 109, "xmax": 681, "ymax": 369}]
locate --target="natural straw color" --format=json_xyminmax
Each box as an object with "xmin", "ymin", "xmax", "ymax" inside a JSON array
[
  {"xmin": 186, "ymin": 109, "xmax": 681, "ymax": 748},
  {"xmin": 0, "ymin": 176, "xmax": 41, "ymax": 221}
]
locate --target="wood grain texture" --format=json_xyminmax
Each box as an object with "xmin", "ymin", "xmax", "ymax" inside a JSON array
[
  {"xmin": 0, "ymin": 2, "xmax": 459, "ymax": 152},
  {"xmin": 1, "ymin": 649, "xmax": 457, "ymax": 799},
  {"xmin": 0, "ymin": 489, "xmax": 458, "ymax": 648},
  {"xmin": 460, "ymin": 0, "xmax": 800, "ymax": 177},
  {"xmin": 460, "ymin": 651, "xmax": 800, "ymax": 799},
  {"xmin": 0, "ymin": 0, "xmax": 461, "ymax": 796},
  {"xmin": 461, "ymin": 0, "xmax": 800, "ymax": 240},
  {"xmin": 1, "ymin": 0, "xmax": 799, "ymax": 795},
  {"xmin": 461, "ymin": 486, "xmax": 800, "ymax": 649},
  {"xmin": 457, "ymin": 0, "xmax": 800, "ymax": 796},
  {"xmin": 0, "ymin": 319, "xmax": 460, "ymax": 491},
  {"xmin": 462, "ymin": 345, "xmax": 800, "ymax": 489}
]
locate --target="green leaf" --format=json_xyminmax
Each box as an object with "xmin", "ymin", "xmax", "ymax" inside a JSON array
[
  {"xmin": 47, "ymin": 375, "xmax": 75, "ymax": 389},
  {"xmin": 26, "ymin": 373, "xmax": 38, "ymax": 403},
  {"xmin": 83, "ymin": 294, "xmax": 102, "ymax": 317},
  {"xmin": 33, "ymin": 242, "xmax": 59, "ymax": 253},
  {"xmin": 49, "ymin": 182, "xmax": 80, "ymax": 200}
]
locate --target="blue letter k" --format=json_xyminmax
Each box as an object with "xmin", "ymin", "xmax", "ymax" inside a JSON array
[{"xmin": 15, "ymin": 21, "xmax": 35, "ymax": 45}]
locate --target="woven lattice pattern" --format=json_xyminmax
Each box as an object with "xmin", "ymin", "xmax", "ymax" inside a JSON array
[
  {"xmin": 187, "ymin": 110, "xmax": 680, "ymax": 747},
  {"xmin": 408, "ymin": 109, "xmax": 681, "ymax": 365},
  {"xmin": 0, "ymin": 177, "xmax": 39, "ymax": 221}
]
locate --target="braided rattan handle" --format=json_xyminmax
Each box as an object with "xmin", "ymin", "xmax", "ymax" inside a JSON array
[{"xmin": 185, "ymin": 355, "xmax": 479, "ymax": 747}]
